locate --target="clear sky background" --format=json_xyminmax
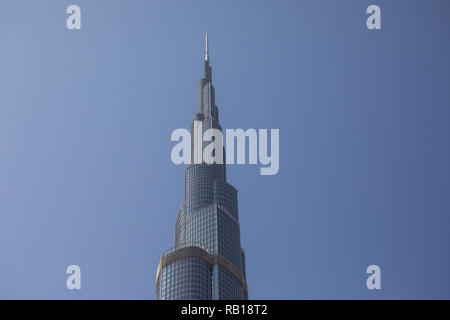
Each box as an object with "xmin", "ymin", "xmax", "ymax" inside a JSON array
[{"xmin": 1, "ymin": 0, "xmax": 449, "ymax": 299}]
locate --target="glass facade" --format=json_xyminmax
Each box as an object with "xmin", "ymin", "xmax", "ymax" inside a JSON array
[
  {"xmin": 159, "ymin": 257, "xmax": 212, "ymax": 300},
  {"xmin": 156, "ymin": 36, "xmax": 248, "ymax": 300}
]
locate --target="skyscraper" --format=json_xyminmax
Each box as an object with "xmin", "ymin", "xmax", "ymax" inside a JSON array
[{"xmin": 156, "ymin": 35, "xmax": 248, "ymax": 300}]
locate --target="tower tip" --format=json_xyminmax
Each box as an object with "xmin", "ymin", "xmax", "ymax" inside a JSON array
[{"xmin": 205, "ymin": 34, "xmax": 209, "ymax": 61}]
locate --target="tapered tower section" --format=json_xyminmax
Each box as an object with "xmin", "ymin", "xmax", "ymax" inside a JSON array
[{"xmin": 156, "ymin": 35, "xmax": 248, "ymax": 300}]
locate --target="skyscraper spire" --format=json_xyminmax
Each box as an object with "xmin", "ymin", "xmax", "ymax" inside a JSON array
[
  {"xmin": 204, "ymin": 34, "xmax": 212, "ymax": 83},
  {"xmin": 205, "ymin": 33, "xmax": 209, "ymax": 61}
]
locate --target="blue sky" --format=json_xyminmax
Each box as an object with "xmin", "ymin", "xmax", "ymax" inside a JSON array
[{"xmin": 0, "ymin": 0, "xmax": 449, "ymax": 299}]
